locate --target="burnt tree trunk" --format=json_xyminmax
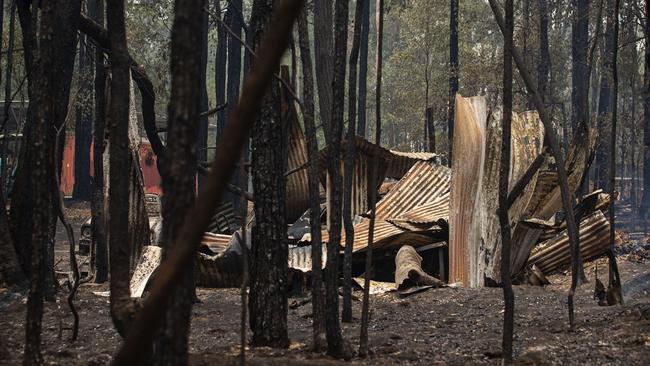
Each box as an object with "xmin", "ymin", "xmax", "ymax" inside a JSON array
[
  {"xmin": 73, "ymin": 20, "xmax": 93, "ymax": 201},
  {"xmin": 215, "ymin": 0, "xmax": 228, "ymax": 136},
  {"xmin": 357, "ymin": 0, "xmax": 370, "ymax": 137},
  {"xmin": 342, "ymin": 0, "xmax": 364, "ymax": 325},
  {"xmin": 359, "ymin": 0, "xmax": 384, "ymax": 357},
  {"xmin": 571, "ymin": 0, "xmax": 590, "ymax": 139},
  {"xmin": 448, "ymin": 0, "xmax": 459, "ymax": 164},
  {"xmin": 297, "ymin": 8, "xmax": 326, "ymax": 350},
  {"xmin": 198, "ymin": 4, "xmax": 209, "ymax": 188},
  {"xmin": 153, "ymin": 0, "xmax": 204, "ymax": 363},
  {"xmin": 642, "ymin": 0, "xmax": 650, "ymax": 222},
  {"xmin": 90, "ymin": 0, "xmax": 108, "ymax": 284},
  {"xmin": 0, "ymin": 188, "xmax": 24, "ymax": 287},
  {"xmin": 314, "ymin": 0, "xmax": 333, "ymax": 143},
  {"xmin": 22, "ymin": 0, "xmax": 82, "ymax": 362},
  {"xmin": 499, "ymin": 0, "xmax": 515, "ymax": 362},
  {"xmin": 323, "ymin": 0, "xmax": 348, "ymax": 358},
  {"xmin": 226, "ymin": 0, "xmax": 245, "ymax": 216},
  {"xmin": 13, "ymin": 0, "xmax": 81, "ymax": 300},
  {"xmin": 538, "ymin": 0, "xmax": 550, "ymax": 104},
  {"xmin": 248, "ymin": 0, "xmax": 289, "ymax": 349},
  {"xmin": 596, "ymin": 0, "xmax": 615, "ymax": 191}
]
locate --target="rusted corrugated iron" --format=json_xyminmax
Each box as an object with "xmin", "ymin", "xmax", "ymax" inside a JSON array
[
  {"xmin": 527, "ymin": 210, "xmax": 619, "ymax": 274},
  {"xmin": 285, "ymin": 98, "xmax": 312, "ymax": 223},
  {"xmin": 448, "ymin": 94, "xmax": 488, "ymax": 287},
  {"xmin": 201, "ymin": 232, "xmax": 232, "ymax": 254},
  {"xmin": 386, "ymin": 149, "xmax": 438, "ymax": 179},
  {"xmin": 390, "ymin": 195, "xmax": 450, "ymax": 225}
]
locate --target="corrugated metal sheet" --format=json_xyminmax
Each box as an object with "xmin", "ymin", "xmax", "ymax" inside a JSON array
[
  {"xmin": 375, "ymin": 161, "xmax": 451, "ymax": 220},
  {"xmin": 285, "ymin": 100, "xmax": 311, "ymax": 223},
  {"xmin": 390, "ymin": 195, "xmax": 450, "ymax": 225},
  {"xmin": 287, "ymin": 245, "xmax": 328, "ymax": 273},
  {"xmin": 527, "ymin": 210, "xmax": 618, "ymax": 274},
  {"xmin": 386, "ymin": 150, "xmax": 438, "ymax": 179},
  {"xmin": 201, "ymin": 232, "xmax": 232, "ymax": 254}
]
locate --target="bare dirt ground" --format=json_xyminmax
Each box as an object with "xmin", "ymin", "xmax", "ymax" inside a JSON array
[{"xmin": 1, "ymin": 205, "xmax": 650, "ymax": 365}]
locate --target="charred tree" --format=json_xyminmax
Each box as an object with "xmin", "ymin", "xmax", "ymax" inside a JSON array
[
  {"xmin": 499, "ymin": 0, "xmax": 515, "ymax": 362},
  {"xmin": 642, "ymin": 0, "xmax": 650, "ymax": 222},
  {"xmin": 342, "ymin": 0, "xmax": 364, "ymax": 325},
  {"xmin": 248, "ymin": 0, "xmax": 290, "ymax": 349},
  {"xmin": 152, "ymin": 0, "xmax": 204, "ymax": 363},
  {"xmin": 297, "ymin": 8, "xmax": 326, "ymax": 350},
  {"xmin": 595, "ymin": 0, "xmax": 616, "ymax": 190},
  {"xmin": 357, "ymin": 0, "xmax": 370, "ymax": 137},
  {"xmin": 215, "ymin": 0, "xmax": 228, "ymax": 136},
  {"xmin": 571, "ymin": 0, "xmax": 590, "ymax": 139},
  {"xmin": 314, "ymin": 0, "xmax": 333, "ymax": 143},
  {"xmin": 359, "ymin": 0, "xmax": 383, "ymax": 357},
  {"xmin": 448, "ymin": 0, "xmax": 459, "ymax": 164},
  {"xmin": 322, "ymin": 0, "xmax": 349, "ymax": 358},
  {"xmin": 0, "ymin": 188, "xmax": 24, "ymax": 287},
  {"xmin": 607, "ymin": 0, "xmax": 623, "ymax": 302},
  {"xmin": 198, "ymin": 4, "xmax": 209, "ymax": 188},
  {"xmin": 73, "ymin": 12, "xmax": 93, "ymax": 201},
  {"xmin": 13, "ymin": 0, "xmax": 81, "ymax": 300},
  {"xmin": 90, "ymin": 0, "xmax": 108, "ymax": 284}
]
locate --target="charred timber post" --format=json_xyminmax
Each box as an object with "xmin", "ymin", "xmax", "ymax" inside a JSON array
[
  {"xmin": 110, "ymin": 1, "xmax": 304, "ymax": 364},
  {"xmin": 488, "ymin": 0, "xmax": 583, "ymax": 330}
]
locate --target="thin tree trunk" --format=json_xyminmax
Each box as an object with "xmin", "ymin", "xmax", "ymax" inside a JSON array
[
  {"xmin": 641, "ymin": 0, "xmax": 650, "ymax": 224},
  {"xmin": 426, "ymin": 107, "xmax": 435, "ymax": 152},
  {"xmin": 198, "ymin": 6, "xmax": 209, "ymax": 188},
  {"xmin": 323, "ymin": 0, "xmax": 348, "ymax": 358},
  {"xmin": 248, "ymin": 0, "xmax": 289, "ymax": 349},
  {"xmin": 342, "ymin": 0, "xmax": 364, "ymax": 325},
  {"xmin": 488, "ymin": 0, "xmax": 584, "ymax": 332},
  {"xmin": 227, "ymin": 0, "xmax": 245, "ymax": 216},
  {"xmin": 1, "ymin": 0, "xmax": 15, "ymax": 189},
  {"xmin": 72, "ymin": 19, "xmax": 93, "ymax": 201},
  {"xmin": 500, "ymin": 0, "xmax": 515, "ymax": 362},
  {"xmin": 538, "ymin": 0, "xmax": 550, "ymax": 103},
  {"xmin": 153, "ymin": 0, "xmax": 204, "ymax": 363},
  {"xmin": 216, "ymin": 0, "xmax": 228, "ymax": 136},
  {"xmin": 314, "ymin": 0, "xmax": 333, "ymax": 143},
  {"xmin": 607, "ymin": 0, "xmax": 623, "ymax": 301},
  {"xmin": 90, "ymin": 0, "xmax": 108, "ymax": 284},
  {"xmin": 360, "ymin": 0, "xmax": 383, "ymax": 357},
  {"xmin": 297, "ymin": 8, "xmax": 326, "ymax": 350},
  {"xmin": 357, "ymin": 0, "xmax": 370, "ymax": 137},
  {"xmin": 596, "ymin": 0, "xmax": 615, "ymax": 191},
  {"xmin": 448, "ymin": 0, "xmax": 459, "ymax": 165}
]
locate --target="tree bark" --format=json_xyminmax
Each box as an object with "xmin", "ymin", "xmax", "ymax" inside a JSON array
[
  {"xmin": 90, "ymin": 0, "xmax": 108, "ymax": 284},
  {"xmin": 642, "ymin": 0, "xmax": 650, "ymax": 222},
  {"xmin": 297, "ymin": 8, "xmax": 326, "ymax": 350},
  {"xmin": 357, "ymin": 0, "xmax": 370, "ymax": 137},
  {"xmin": 0, "ymin": 188, "xmax": 24, "ymax": 287},
  {"xmin": 314, "ymin": 0, "xmax": 333, "ymax": 143},
  {"xmin": 198, "ymin": 4, "xmax": 209, "ymax": 188},
  {"xmin": 499, "ymin": 0, "xmax": 515, "ymax": 362},
  {"xmin": 595, "ymin": 0, "xmax": 615, "ymax": 191},
  {"xmin": 571, "ymin": 0, "xmax": 590, "ymax": 139},
  {"xmin": 215, "ymin": 0, "xmax": 228, "ymax": 137},
  {"xmin": 73, "ymin": 19, "xmax": 93, "ymax": 201},
  {"xmin": 13, "ymin": 0, "xmax": 81, "ymax": 300},
  {"xmin": 537, "ymin": 0, "xmax": 550, "ymax": 104},
  {"xmin": 153, "ymin": 0, "xmax": 204, "ymax": 363},
  {"xmin": 342, "ymin": 0, "xmax": 364, "ymax": 325},
  {"xmin": 322, "ymin": 0, "xmax": 348, "ymax": 358},
  {"xmin": 360, "ymin": 0, "xmax": 383, "ymax": 357},
  {"xmin": 21, "ymin": 0, "xmax": 82, "ymax": 362},
  {"xmin": 248, "ymin": 0, "xmax": 289, "ymax": 349},
  {"xmin": 448, "ymin": 0, "xmax": 459, "ymax": 164}
]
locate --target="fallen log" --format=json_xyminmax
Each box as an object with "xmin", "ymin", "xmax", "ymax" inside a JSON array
[{"xmin": 395, "ymin": 245, "xmax": 445, "ymax": 295}]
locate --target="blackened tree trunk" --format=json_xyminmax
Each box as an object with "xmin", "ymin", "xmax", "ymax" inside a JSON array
[
  {"xmin": 0, "ymin": 0, "xmax": 15, "ymax": 189},
  {"xmin": 314, "ymin": 0, "xmax": 333, "ymax": 143},
  {"xmin": 22, "ymin": 0, "xmax": 82, "ymax": 362},
  {"xmin": 448, "ymin": 0, "xmax": 459, "ymax": 164},
  {"xmin": 248, "ymin": 0, "xmax": 289, "ymax": 349},
  {"xmin": 571, "ymin": 0, "xmax": 590, "ymax": 139},
  {"xmin": 13, "ymin": 0, "xmax": 81, "ymax": 300},
  {"xmin": 297, "ymin": 8, "xmax": 326, "ymax": 350},
  {"xmin": 595, "ymin": 0, "xmax": 615, "ymax": 190},
  {"xmin": 215, "ymin": 0, "xmax": 228, "ymax": 136},
  {"xmin": 323, "ymin": 0, "xmax": 348, "ymax": 358},
  {"xmin": 153, "ymin": 0, "xmax": 204, "ymax": 363},
  {"xmin": 90, "ymin": 0, "xmax": 108, "ymax": 284},
  {"xmin": 73, "ymin": 20, "xmax": 93, "ymax": 201},
  {"xmin": 607, "ymin": 0, "xmax": 623, "ymax": 300},
  {"xmin": 538, "ymin": 0, "xmax": 550, "ymax": 104},
  {"xmin": 426, "ymin": 107, "xmax": 435, "ymax": 152},
  {"xmin": 226, "ymin": 0, "xmax": 245, "ymax": 216},
  {"xmin": 342, "ymin": 0, "xmax": 364, "ymax": 324},
  {"xmin": 198, "ymin": 4, "xmax": 209, "ymax": 188},
  {"xmin": 357, "ymin": 0, "xmax": 370, "ymax": 137},
  {"xmin": 107, "ymin": 0, "xmax": 136, "ymax": 337},
  {"xmin": 641, "ymin": 0, "xmax": 650, "ymax": 222},
  {"xmin": 499, "ymin": 0, "xmax": 515, "ymax": 362},
  {"xmin": 360, "ymin": 0, "xmax": 383, "ymax": 357}
]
